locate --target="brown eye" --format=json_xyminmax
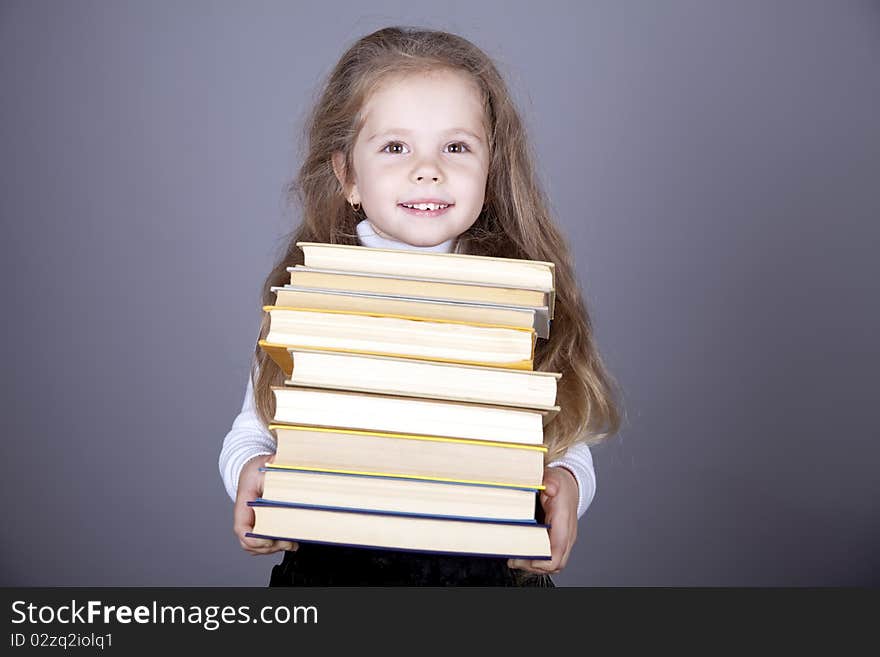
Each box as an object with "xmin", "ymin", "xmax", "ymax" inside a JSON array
[
  {"xmin": 447, "ymin": 142, "xmax": 470, "ymax": 154},
  {"xmin": 381, "ymin": 142, "xmax": 406, "ymax": 154}
]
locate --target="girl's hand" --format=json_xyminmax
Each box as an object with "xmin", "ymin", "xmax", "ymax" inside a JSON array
[
  {"xmin": 233, "ymin": 454, "xmax": 299, "ymax": 556},
  {"xmin": 507, "ymin": 466, "xmax": 578, "ymax": 575}
]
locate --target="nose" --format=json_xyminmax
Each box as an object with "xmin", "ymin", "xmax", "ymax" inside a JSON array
[{"xmin": 411, "ymin": 157, "xmax": 443, "ymax": 184}]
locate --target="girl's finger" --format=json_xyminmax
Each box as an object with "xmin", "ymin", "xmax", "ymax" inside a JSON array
[
  {"xmin": 544, "ymin": 521, "xmax": 564, "ymax": 558},
  {"xmin": 532, "ymin": 561, "xmax": 558, "ymax": 574},
  {"xmin": 559, "ymin": 525, "xmax": 577, "ymax": 570},
  {"xmin": 239, "ymin": 538, "xmax": 265, "ymax": 552},
  {"xmin": 508, "ymin": 559, "xmax": 545, "ymax": 575},
  {"xmin": 241, "ymin": 543, "xmax": 263, "ymax": 554},
  {"xmin": 512, "ymin": 559, "xmax": 549, "ymax": 575}
]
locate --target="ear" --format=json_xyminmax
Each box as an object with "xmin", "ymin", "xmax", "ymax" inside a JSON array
[{"xmin": 331, "ymin": 151, "xmax": 354, "ymax": 194}]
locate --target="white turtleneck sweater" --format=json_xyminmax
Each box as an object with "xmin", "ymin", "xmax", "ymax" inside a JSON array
[{"xmin": 219, "ymin": 219, "xmax": 597, "ymax": 518}]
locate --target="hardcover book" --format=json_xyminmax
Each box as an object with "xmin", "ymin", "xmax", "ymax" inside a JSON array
[{"xmin": 247, "ymin": 500, "xmax": 552, "ymax": 560}]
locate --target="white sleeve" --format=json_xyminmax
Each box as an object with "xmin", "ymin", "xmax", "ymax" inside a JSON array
[
  {"xmin": 218, "ymin": 373, "xmax": 276, "ymax": 502},
  {"xmin": 547, "ymin": 440, "xmax": 597, "ymax": 520}
]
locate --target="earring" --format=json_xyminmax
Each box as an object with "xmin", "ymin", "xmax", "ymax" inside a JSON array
[{"xmin": 349, "ymin": 198, "xmax": 360, "ymax": 213}]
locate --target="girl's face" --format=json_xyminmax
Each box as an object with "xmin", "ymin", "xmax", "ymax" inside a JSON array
[{"xmin": 333, "ymin": 69, "xmax": 490, "ymax": 247}]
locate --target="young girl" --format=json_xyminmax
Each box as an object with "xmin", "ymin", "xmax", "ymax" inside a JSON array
[{"xmin": 219, "ymin": 26, "xmax": 621, "ymax": 586}]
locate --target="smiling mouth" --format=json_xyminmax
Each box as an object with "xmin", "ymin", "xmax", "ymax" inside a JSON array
[
  {"xmin": 398, "ymin": 203, "xmax": 454, "ymax": 216},
  {"xmin": 398, "ymin": 202, "xmax": 454, "ymax": 210}
]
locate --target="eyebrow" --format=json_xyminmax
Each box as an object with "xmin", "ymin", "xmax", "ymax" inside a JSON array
[{"xmin": 368, "ymin": 128, "xmax": 483, "ymax": 143}]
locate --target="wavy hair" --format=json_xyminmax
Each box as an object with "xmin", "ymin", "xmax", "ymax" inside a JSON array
[{"xmin": 251, "ymin": 26, "xmax": 622, "ymax": 461}]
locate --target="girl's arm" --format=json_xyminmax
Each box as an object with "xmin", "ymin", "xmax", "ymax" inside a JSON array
[
  {"xmin": 547, "ymin": 441, "xmax": 596, "ymax": 519},
  {"xmin": 218, "ymin": 372, "xmax": 276, "ymax": 502}
]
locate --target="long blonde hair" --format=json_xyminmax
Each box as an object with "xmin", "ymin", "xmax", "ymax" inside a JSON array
[{"xmin": 252, "ymin": 26, "xmax": 622, "ymax": 461}]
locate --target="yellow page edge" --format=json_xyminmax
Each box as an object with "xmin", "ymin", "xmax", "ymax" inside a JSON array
[
  {"xmin": 266, "ymin": 463, "xmax": 546, "ymax": 491},
  {"xmin": 264, "ymin": 305, "xmax": 537, "ymax": 334},
  {"xmin": 268, "ymin": 422, "xmax": 547, "ymax": 452},
  {"xmin": 296, "ymin": 241, "xmax": 556, "ymax": 270},
  {"xmin": 258, "ymin": 340, "xmax": 535, "ymax": 374}
]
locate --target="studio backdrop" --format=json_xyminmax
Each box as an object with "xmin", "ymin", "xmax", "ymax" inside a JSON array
[{"xmin": 1, "ymin": 0, "xmax": 877, "ymax": 586}]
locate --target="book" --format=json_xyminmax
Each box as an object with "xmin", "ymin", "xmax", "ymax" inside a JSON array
[
  {"xmin": 283, "ymin": 348, "xmax": 560, "ymax": 410},
  {"xmin": 269, "ymin": 424, "xmax": 547, "ymax": 489},
  {"xmin": 244, "ymin": 242, "xmax": 564, "ymax": 562},
  {"xmin": 270, "ymin": 386, "xmax": 555, "ymax": 445},
  {"xmin": 260, "ymin": 466, "xmax": 540, "ymax": 521},
  {"xmin": 247, "ymin": 500, "xmax": 552, "ymax": 559},
  {"xmin": 297, "ymin": 242, "xmax": 556, "ymax": 316},
  {"xmin": 288, "ymin": 266, "xmax": 553, "ymax": 318},
  {"xmin": 271, "ymin": 284, "xmax": 550, "ymax": 338},
  {"xmin": 259, "ymin": 305, "xmax": 536, "ymax": 376}
]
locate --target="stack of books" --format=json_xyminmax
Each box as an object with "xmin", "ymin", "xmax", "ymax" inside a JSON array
[{"xmin": 246, "ymin": 242, "xmax": 560, "ymax": 560}]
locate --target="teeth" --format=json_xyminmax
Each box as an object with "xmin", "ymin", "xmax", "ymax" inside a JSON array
[{"xmin": 402, "ymin": 202, "xmax": 448, "ymax": 211}]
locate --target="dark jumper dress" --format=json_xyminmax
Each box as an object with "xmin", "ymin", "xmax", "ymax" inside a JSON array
[{"xmin": 268, "ymin": 542, "xmax": 555, "ymax": 587}]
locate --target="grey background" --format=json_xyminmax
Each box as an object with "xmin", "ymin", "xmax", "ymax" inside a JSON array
[{"xmin": 1, "ymin": 0, "xmax": 877, "ymax": 586}]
